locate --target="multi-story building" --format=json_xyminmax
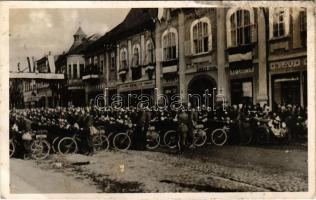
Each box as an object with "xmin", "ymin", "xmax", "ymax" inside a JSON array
[
  {"xmin": 108, "ymin": 8, "xmax": 157, "ymax": 106},
  {"xmin": 153, "ymin": 7, "xmax": 307, "ymax": 108},
  {"xmin": 64, "ymin": 27, "xmax": 101, "ymax": 106},
  {"xmin": 10, "ymin": 53, "xmax": 64, "ymax": 108},
  {"xmin": 17, "ymin": 7, "xmax": 305, "ymax": 110}
]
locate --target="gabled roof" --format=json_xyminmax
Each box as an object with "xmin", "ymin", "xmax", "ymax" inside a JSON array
[
  {"xmin": 84, "ymin": 8, "xmax": 158, "ymax": 53},
  {"xmin": 107, "ymin": 8, "xmax": 157, "ymax": 41},
  {"xmin": 68, "ymin": 33, "xmax": 101, "ymax": 55}
]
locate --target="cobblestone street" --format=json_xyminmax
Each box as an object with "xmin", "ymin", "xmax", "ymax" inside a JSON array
[{"xmin": 10, "ymin": 144, "xmax": 308, "ymax": 193}]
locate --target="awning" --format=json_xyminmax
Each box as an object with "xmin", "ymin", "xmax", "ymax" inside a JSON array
[
  {"xmin": 162, "ymin": 65, "xmax": 177, "ymax": 74},
  {"xmin": 274, "ymin": 77, "xmax": 299, "ymax": 83},
  {"xmin": 10, "ymin": 72, "xmax": 64, "ymax": 80}
]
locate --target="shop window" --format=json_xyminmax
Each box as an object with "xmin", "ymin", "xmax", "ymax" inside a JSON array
[
  {"xmin": 230, "ymin": 9, "xmax": 252, "ymax": 47},
  {"xmin": 272, "ymin": 73, "xmax": 300, "ymax": 109},
  {"xmin": 162, "ymin": 28, "xmax": 178, "ymax": 61},
  {"xmin": 300, "ymin": 9, "xmax": 307, "ymax": 47},
  {"xmin": 191, "ymin": 17, "xmax": 211, "ymax": 54},
  {"xmin": 231, "ymin": 79, "xmax": 253, "ymax": 105},
  {"xmin": 68, "ymin": 65, "xmax": 71, "ymax": 79}
]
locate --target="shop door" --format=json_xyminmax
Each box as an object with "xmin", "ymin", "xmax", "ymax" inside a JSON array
[
  {"xmin": 230, "ymin": 78, "xmax": 253, "ymax": 106},
  {"xmin": 272, "ymin": 73, "xmax": 300, "ymax": 109}
]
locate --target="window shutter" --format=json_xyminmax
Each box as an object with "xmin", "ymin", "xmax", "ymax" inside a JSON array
[{"xmin": 184, "ymin": 40, "xmax": 191, "ymax": 56}]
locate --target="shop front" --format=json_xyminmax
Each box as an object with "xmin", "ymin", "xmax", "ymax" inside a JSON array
[
  {"xmin": 269, "ymin": 57, "xmax": 307, "ymax": 110},
  {"xmin": 229, "ymin": 65, "xmax": 255, "ymax": 106},
  {"xmin": 117, "ymin": 79, "xmax": 155, "ymax": 107}
]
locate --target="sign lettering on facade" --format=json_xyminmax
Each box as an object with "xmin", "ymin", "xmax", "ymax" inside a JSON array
[
  {"xmin": 230, "ymin": 67, "xmax": 254, "ymax": 76},
  {"xmin": 270, "ymin": 58, "xmax": 307, "ymax": 72}
]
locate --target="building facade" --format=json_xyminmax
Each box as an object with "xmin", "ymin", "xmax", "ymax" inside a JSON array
[{"xmin": 10, "ymin": 7, "xmax": 307, "ymax": 110}]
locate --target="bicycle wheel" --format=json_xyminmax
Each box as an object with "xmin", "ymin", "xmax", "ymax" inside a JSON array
[
  {"xmin": 146, "ymin": 132, "xmax": 160, "ymax": 150},
  {"xmin": 93, "ymin": 134, "xmax": 110, "ymax": 151},
  {"xmin": 30, "ymin": 139, "xmax": 51, "ymax": 160},
  {"xmin": 9, "ymin": 139, "xmax": 15, "ymax": 158},
  {"xmin": 163, "ymin": 130, "xmax": 178, "ymax": 149},
  {"xmin": 58, "ymin": 137, "xmax": 78, "ymax": 155},
  {"xmin": 211, "ymin": 129, "xmax": 227, "ymax": 146},
  {"xmin": 193, "ymin": 130, "xmax": 207, "ymax": 147},
  {"xmin": 52, "ymin": 137, "xmax": 60, "ymax": 153},
  {"xmin": 113, "ymin": 133, "xmax": 131, "ymax": 151}
]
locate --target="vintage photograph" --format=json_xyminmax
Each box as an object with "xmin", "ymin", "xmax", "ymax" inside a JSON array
[{"xmin": 4, "ymin": 2, "xmax": 314, "ymax": 197}]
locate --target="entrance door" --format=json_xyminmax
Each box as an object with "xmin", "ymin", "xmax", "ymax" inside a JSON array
[
  {"xmin": 187, "ymin": 76, "xmax": 216, "ymax": 108},
  {"xmin": 272, "ymin": 73, "xmax": 300, "ymax": 109},
  {"xmin": 231, "ymin": 78, "xmax": 253, "ymax": 106}
]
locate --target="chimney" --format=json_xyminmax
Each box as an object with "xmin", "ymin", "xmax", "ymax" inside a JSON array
[
  {"xmin": 27, "ymin": 57, "xmax": 32, "ymax": 72},
  {"xmin": 32, "ymin": 57, "xmax": 36, "ymax": 72}
]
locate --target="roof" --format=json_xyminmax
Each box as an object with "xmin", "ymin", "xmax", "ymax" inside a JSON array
[
  {"xmin": 84, "ymin": 8, "xmax": 158, "ymax": 52},
  {"xmin": 74, "ymin": 26, "xmax": 87, "ymax": 37},
  {"xmin": 68, "ymin": 33, "xmax": 101, "ymax": 55},
  {"xmin": 107, "ymin": 8, "xmax": 157, "ymax": 41}
]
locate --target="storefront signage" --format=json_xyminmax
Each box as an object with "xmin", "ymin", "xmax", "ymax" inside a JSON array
[
  {"xmin": 230, "ymin": 67, "xmax": 254, "ymax": 76},
  {"xmin": 118, "ymin": 80, "xmax": 155, "ymax": 92},
  {"xmin": 270, "ymin": 58, "xmax": 307, "ymax": 72}
]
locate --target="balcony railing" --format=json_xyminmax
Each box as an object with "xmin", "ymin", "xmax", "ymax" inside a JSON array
[{"xmin": 81, "ymin": 64, "xmax": 100, "ymax": 80}]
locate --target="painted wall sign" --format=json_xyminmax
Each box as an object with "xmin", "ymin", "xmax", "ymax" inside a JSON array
[
  {"xmin": 270, "ymin": 57, "xmax": 307, "ymax": 72},
  {"xmin": 230, "ymin": 67, "xmax": 254, "ymax": 76}
]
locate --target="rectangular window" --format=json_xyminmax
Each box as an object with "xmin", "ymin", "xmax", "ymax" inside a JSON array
[
  {"xmin": 300, "ymin": 10, "xmax": 307, "ymax": 47},
  {"xmin": 68, "ymin": 65, "xmax": 71, "ymax": 79},
  {"xmin": 100, "ymin": 60, "xmax": 104, "ymax": 74},
  {"xmin": 231, "ymin": 10, "xmax": 252, "ymax": 47},
  {"xmin": 73, "ymin": 64, "xmax": 78, "ymax": 79},
  {"xmin": 80, "ymin": 64, "xmax": 84, "ymax": 78},
  {"xmin": 163, "ymin": 32, "xmax": 177, "ymax": 61},
  {"xmin": 273, "ymin": 8, "xmax": 285, "ymax": 38},
  {"xmin": 110, "ymin": 52, "xmax": 116, "ymax": 70}
]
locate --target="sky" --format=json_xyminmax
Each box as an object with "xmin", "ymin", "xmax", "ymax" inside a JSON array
[{"xmin": 9, "ymin": 8, "xmax": 130, "ymax": 72}]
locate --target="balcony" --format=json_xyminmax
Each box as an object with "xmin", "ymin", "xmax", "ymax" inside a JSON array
[{"xmin": 81, "ymin": 64, "xmax": 100, "ymax": 81}]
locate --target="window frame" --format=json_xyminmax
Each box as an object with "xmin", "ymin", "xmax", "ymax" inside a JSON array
[
  {"xmin": 269, "ymin": 7, "xmax": 290, "ymax": 39},
  {"xmin": 190, "ymin": 17, "xmax": 212, "ymax": 55},
  {"xmin": 161, "ymin": 27, "xmax": 178, "ymax": 61},
  {"xmin": 226, "ymin": 7, "xmax": 255, "ymax": 48},
  {"xmin": 145, "ymin": 40, "xmax": 155, "ymax": 65},
  {"xmin": 120, "ymin": 48, "xmax": 128, "ymax": 70},
  {"xmin": 230, "ymin": 9, "xmax": 252, "ymax": 47}
]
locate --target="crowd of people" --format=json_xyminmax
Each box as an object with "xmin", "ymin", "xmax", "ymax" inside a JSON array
[{"xmin": 9, "ymin": 102, "xmax": 308, "ymax": 154}]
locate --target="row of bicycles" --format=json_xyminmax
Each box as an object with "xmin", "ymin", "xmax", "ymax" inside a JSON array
[{"xmin": 9, "ymin": 110, "xmax": 307, "ymax": 160}]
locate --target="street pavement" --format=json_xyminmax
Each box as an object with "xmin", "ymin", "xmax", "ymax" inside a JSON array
[{"xmin": 10, "ymin": 144, "xmax": 307, "ymax": 193}]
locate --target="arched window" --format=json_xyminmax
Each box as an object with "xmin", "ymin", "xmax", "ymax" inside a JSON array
[
  {"xmin": 226, "ymin": 8, "xmax": 255, "ymax": 47},
  {"xmin": 146, "ymin": 40, "xmax": 155, "ymax": 65},
  {"xmin": 269, "ymin": 8, "xmax": 290, "ymax": 39},
  {"xmin": 162, "ymin": 27, "xmax": 178, "ymax": 61},
  {"xmin": 191, "ymin": 17, "xmax": 211, "ymax": 54},
  {"xmin": 132, "ymin": 44, "xmax": 140, "ymax": 67},
  {"xmin": 120, "ymin": 48, "xmax": 128, "ymax": 70},
  {"xmin": 231, "ymin": 9, "xmax": 251, "ymax": 46}
]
